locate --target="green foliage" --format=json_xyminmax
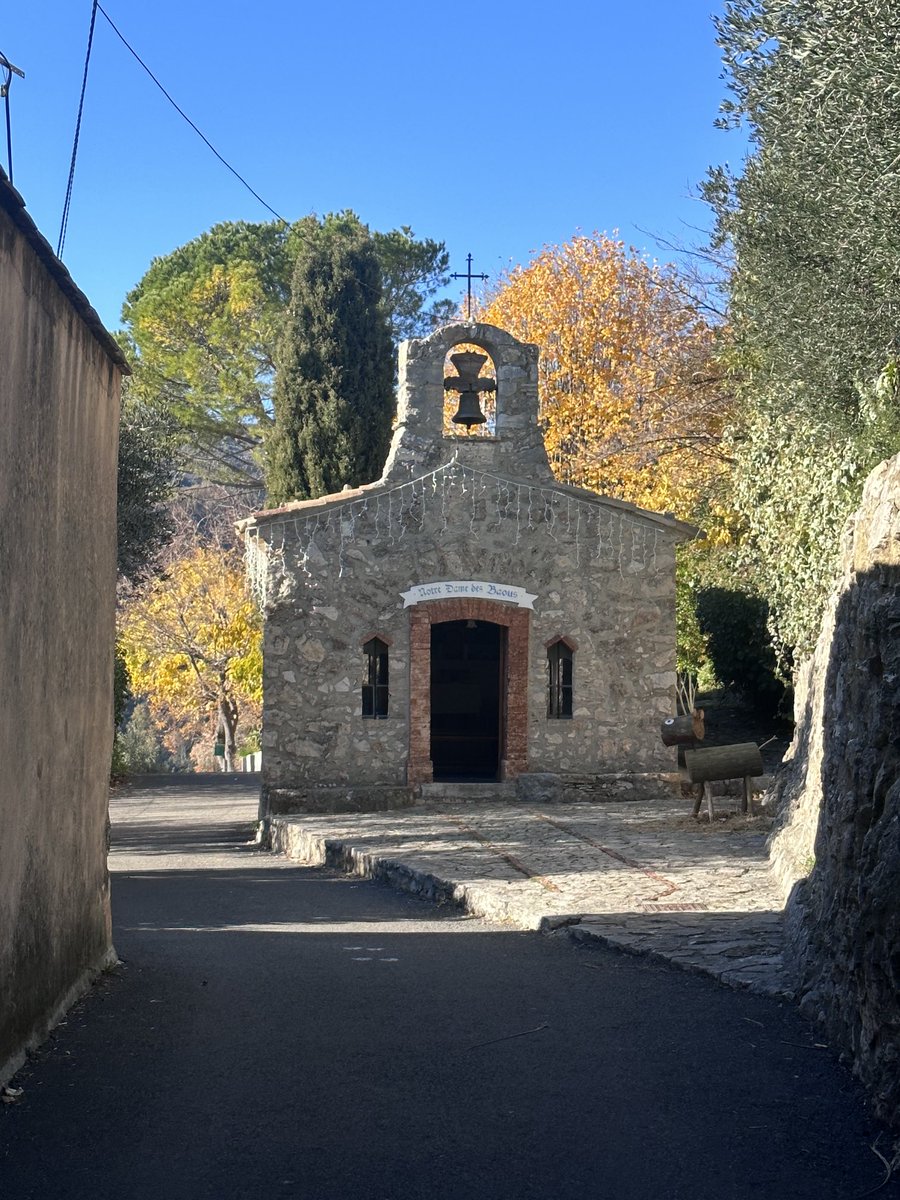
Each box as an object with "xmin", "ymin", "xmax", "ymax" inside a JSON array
[
  {"xmin": 720, "ymin": 392, "xmax": 900, "ymax": 658},
  {"xmin": 121, "ymin": 220, "xmax": 286, "ymax": 491},
  {"xmin": 116, "ymin": 701, "xmax": 171, "ymax": 774},
  {"xmin": 117, "ymin": 386, "xmax": 176, "ymax": 583},
  {"xmin": 708, "ymin": 0, "xmax": 900, "ymax": 407},
  {"xmin": 675, "ymin": 549, "xmax": 716, "ymax": 689},
  {"xmin": 692, "ymin": 361, "xmax": 900, "ymax": 663},
  {"xmin": 113, "ymin": 647, "xmax": 130, "ymax": 731},
  {"xmin": 369, "ymin": 224, "xmax": 454, "ymax": 341},
  {"xmin": 696, "ymin": 587, "xmax": 787, "ymax": 716},
  {"xmin": 291, "ymin": 212, "xmax": 453, "ymax": 342},
  {"xmin": 237, "ymin": 728, "xmax": 261, "ymax": 758},
  {"xmin": 266, "ymin": 225, "xmax": 395, "ymax": 504},
  {"xmin": 122, "ymin": 214, "xmax": 450, "ymax": 490},
  {"xmin": 704, "ymin": 0, "xmax": 900, "ymax": 661},
  {"xmin": 111, "ymin": 648, "xmax": 131, "ymax": 778}
]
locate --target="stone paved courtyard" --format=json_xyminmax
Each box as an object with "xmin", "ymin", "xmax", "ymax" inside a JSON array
[{"xmin": 269, "ymin": 793, "xmax": 790, "ymax": 997}]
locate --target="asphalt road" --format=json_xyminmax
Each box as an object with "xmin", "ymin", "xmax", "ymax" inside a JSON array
[{"xmin": 0, "ymin": 779, "xmax": 896, "ymax": 1200}]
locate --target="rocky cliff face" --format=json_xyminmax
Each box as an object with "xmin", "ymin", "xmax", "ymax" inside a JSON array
[{"xmin": 768, "ymin": 455, "xmax": 900, "ymax": 1126}]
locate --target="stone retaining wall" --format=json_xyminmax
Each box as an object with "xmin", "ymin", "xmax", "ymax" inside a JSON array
[
  {"xmin": 264, "ymin": 783, "xmax": 415, "ymax": 815},
  {"xmin": 768, "ymin": 454, "xmax": 900, "ymax": 1127}
]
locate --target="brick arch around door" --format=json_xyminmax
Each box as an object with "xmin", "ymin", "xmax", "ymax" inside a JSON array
[{"xmin": 407, "ymin": 597, "xmax": 530, "ymax": 785}]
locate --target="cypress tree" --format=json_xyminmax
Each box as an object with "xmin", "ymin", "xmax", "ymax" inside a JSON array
[{"xmin": 266, "ymin": 224, "xmax": 394, "ymax": 505}]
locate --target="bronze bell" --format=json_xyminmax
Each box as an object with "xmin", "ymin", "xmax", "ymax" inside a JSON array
[
  {"xmin": 444, "ymin": 350, "xmax": 495, "ymax": 428},
  {"xmin": 451, "ymin": 391, "xmax": 488, "ymax": 427}
]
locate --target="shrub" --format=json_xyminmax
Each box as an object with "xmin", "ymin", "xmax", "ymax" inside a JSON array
[{"xmin": 696, "ymin": 587, "xmax": 787, "ymax": 716}]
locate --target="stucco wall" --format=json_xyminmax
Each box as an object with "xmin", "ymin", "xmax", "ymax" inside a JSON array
[{"xmin": 0, "ymin": 189, "xmax": 121, "ymax": 1081}]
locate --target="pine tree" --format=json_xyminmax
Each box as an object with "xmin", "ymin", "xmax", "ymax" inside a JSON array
[
  {"xmin": 266, "ymin": 225, "xmax": 395, "ymax": 504},
  {"xmin": 123, "ymin": 213, "xmax": 449, "ymax": 493}
]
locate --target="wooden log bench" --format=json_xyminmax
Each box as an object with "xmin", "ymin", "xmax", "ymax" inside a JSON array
[{"xmin": 683, "ymin": 742, "xmax": 764, "ymax": 821}]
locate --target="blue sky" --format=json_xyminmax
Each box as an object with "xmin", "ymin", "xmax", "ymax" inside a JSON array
[{"xmin": 2, "ymin": 1, "xmax": 747, "ymax": 331}]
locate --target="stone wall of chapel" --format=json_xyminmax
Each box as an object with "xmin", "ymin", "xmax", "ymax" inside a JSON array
[{"xmin": 257, "ymin": 468, "xmax": 676, "ymax": 806}]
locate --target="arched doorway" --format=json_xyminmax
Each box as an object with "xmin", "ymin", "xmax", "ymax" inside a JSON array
[
  {"xmin": 407, "ymin": 597, "xmax": 529, "ymax": 786},
  {"xmin": 430, "ymin": 619, "xmax": 505, "ymax": 780}
]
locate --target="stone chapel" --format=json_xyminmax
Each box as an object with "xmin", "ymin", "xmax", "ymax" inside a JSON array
[{"xmin": 243, "ymin": 322, "xmax": 694, "ymax": 817}]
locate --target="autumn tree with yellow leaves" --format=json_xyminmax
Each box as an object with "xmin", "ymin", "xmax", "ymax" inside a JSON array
[
  {"xmin": 119, "ymin": 547, "xmax": 262, "ymax": 772},
  {"xmin": 478, "ymin": 234, "xmax": 731, "ymax": 523}
]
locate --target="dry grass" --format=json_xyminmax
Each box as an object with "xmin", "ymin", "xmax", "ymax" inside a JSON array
[{"xmin": 629, "ymin": 811, "xmax": 775, "ymax": 836}]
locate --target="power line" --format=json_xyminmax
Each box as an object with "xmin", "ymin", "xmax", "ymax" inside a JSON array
[
  {"xmin": 95, "ymin": 3, "xmax": 288, "ymax": 226},
  {"xmin": 59, "ymin": 4, "xmax": 395, "ymax": 307},
  {"xmin": 57, "ymin": 0, "xmax": 97, "ymax": 257}
]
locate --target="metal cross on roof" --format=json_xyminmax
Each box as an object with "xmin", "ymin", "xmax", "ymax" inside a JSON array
[{"xmin": 450, "ymin": 253, "xmax": 488, "ymax": 319}]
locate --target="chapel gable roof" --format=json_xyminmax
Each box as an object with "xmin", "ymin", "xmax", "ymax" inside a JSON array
[{"xmin": 240, "ymin": 468, "xmax": 697, "ymax": 542}]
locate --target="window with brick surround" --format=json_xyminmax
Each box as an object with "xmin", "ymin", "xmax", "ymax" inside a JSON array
[
  {"xmin": 362, "ymin": 637, "xmax": 389, "ymax": 718},
  {"xmin": 547, "ymin": 639, "xmax": 574, "ymax": 719}
]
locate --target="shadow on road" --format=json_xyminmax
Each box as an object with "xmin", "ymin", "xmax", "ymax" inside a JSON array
[
  {"xmin": 111, "ymin": 821, "xmax": 260, "ymax": 857},
  {"xmin": 0, "ymin": 789, "xmax": 894, "ymax": 1200}
]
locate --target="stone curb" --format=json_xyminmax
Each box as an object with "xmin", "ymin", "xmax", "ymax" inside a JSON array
[
  {"xmin": 559, "ymin": 922, "xmax": 793, "ymax": 1000},
  {"xmin": 270, "ymin": 818, "xmax": 543, "ymax": 925},
  {"xmin": 269, "ymin": 817, "xmax": 792, "ymax": 999}
]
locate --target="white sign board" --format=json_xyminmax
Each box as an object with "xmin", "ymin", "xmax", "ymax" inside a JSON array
[{"xmin": 400, "ymin": 581, "xmax": 537, "ymax": 609}]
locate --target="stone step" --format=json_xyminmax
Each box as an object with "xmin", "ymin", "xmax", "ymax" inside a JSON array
[{"xmin": 419, "ymin": 781, "xmax": 516, "ymax": 803}]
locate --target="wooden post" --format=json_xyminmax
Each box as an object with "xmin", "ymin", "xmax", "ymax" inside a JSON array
[{"xmin": 704, "ymin": 781, "xmax": 715, "ymax": 822}]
